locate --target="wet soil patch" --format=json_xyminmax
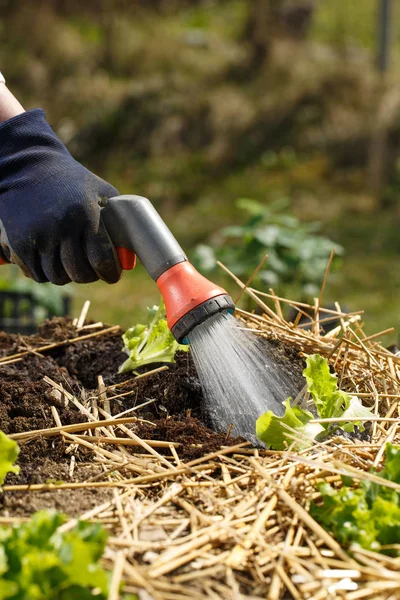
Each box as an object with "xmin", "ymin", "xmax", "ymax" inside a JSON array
[{"xmin": 0, "ymin": 317, "xmax": 306, "ymax": 515}]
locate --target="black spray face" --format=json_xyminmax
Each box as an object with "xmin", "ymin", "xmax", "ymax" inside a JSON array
[{"xmin": 171, "ymin": 294, "xmax": 235, "ymax": 344}]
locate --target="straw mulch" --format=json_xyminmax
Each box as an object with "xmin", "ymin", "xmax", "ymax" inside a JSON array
[{"xmin": 4, "ymin": 272, "xmax": 400, "ymax": 600}]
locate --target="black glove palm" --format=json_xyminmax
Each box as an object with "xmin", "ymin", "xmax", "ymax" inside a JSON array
[{"xmin": 0, "ymin": 109, "xmax": 121, "ymax": 285}]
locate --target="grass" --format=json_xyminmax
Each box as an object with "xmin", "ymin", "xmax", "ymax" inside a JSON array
[
  {"xmin": 72, "ymin": 265, "xmax": 159, "ymax": 330},
  {"xmin": 311, "ymin": 0, "xmax": 400, "ymax": 69},
  {"xmin": 311, "ymin": 0, "xmax": 378, "ymax": 50},
  {"xmin": 326, "ymin": 255, "xmax": 400, "ymax": 345}
]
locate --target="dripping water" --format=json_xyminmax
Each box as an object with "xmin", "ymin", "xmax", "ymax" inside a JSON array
[{"xmin": 188, "ymin": 312, "xmax": 297, "ymax": 445}]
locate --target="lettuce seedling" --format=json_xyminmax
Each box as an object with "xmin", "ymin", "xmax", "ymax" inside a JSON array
[
  {"xmin": 0, "ymin": 431, "xmax": 19, "ymax": 487},
  {"xmin": 256, "ymin": 398, "xmax": 324, "ymax": 451},
  {"xmin": 311, "ymin": 443, "xmax": 400, "ymax": 555},
  {"xmin": 304, "ymin": 354, "xmax": 373, "ymax": 431},
  {"xmin": 0, "ymin": 510, "xmax": 109, "ymax": 599},
  {"xmin": 119, "ymin": 301, "xmax": 188, "ymax": 373},
  {"xmin": 257, "ymin": 354, "xmax": 372, "ymax": 450}
]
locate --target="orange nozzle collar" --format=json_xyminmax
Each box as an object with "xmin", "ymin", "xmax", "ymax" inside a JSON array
[{"xmin": 156, "ymin": 261, "xmax": 229, "ymax": 331}]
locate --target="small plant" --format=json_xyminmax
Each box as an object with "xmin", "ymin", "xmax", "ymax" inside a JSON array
[
  {"xmin": 256, "ymin": 354, "xmax": 372, "ymax": 450},
  {"xmin": 193, "ymin": 198, "xmax": 343, "ymax": 299},
  {"xmin": 0, "ymin": 431, "xmax": 19, "ymax": 488},
  {"xmin": 311, "ymin": 443, "xmax": 400, "ymax": 555},
  {"xmin": 0, "ymin": 511, "xmax": 109, "ymax": 599},
  {"xmin": 119, "ymin": 300, "xmax": 189, "ymax": 373}
]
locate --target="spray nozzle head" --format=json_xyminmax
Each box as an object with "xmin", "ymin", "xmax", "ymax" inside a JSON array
[
  {"xmin": 172, "ymin": 295, "xmax": 235, "ymax": 344},
  {"xmin": 156, "ymin": 261, "xmax": 235, "ymax": 344}
]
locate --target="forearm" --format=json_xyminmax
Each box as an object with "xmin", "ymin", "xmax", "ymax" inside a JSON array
[{"xmin": 0, "ymin": 80, "xmax": 25, "ymax": 124}]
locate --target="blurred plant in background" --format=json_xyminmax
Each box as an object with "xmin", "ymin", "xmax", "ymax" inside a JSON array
[
  {"xmin": 194, "ymin": 198, "xmax": 343, "ymax": 304},
  {"xmin": 0, "ymin": 0, "xmax": 399, "ymax": 336}
]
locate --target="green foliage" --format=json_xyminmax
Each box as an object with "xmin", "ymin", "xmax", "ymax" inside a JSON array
[
  {"xmin": 311, "ymin": 443, "xmax": 400, "ymax": 555},
  {"xmin": 0, "ymin": 511, "xmax": 109, "ymax": 599},
  {"xmin": 256, "ymin": 354, "xmax": 372, "ymax": 449},
  {"xmin": 194, "ymin": 199, "xmax": 343, "ymax": 299},
  {"xmin": 119, "ymin": 300, "xmax": 189, "ymax": 373},
  {"xmin": 256, "ymin": 398, "xmax": 324, "ymax": 451},
  {"xmin": 304, "ymin": 355, "xmax": 373, "ymax": 432},
  {"xmin": 0, "ymin": 432, "xmax": 19, "ymax": 487}
]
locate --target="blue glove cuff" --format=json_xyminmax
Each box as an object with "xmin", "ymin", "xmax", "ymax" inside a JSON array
[{"xmin": 0, "ymin": 109, "xmax": 71, "ymax": 193}]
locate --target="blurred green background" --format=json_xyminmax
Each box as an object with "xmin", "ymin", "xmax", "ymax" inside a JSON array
[{"xmin": 1, "ymin": 0, "xmax": 400, "ymax": 341}]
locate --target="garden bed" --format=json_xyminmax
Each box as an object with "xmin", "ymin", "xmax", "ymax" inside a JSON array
[
  {"xmin": 1, "ymin": 290, "xmax": 400, "ymax": 599},
  {"xmin": 0, "ymin": 318, "xmax": 241, "ymax": 515}
]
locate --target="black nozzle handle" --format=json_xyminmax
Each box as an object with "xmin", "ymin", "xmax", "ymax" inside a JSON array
[{"xmin": 101, "ymin": 195, "xmax": 187, "ymax": 280}]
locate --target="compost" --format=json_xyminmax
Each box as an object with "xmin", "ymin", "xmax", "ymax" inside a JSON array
[{"xmin": 0, "ymin": 316, "xmax": 305, "ymax": 516}]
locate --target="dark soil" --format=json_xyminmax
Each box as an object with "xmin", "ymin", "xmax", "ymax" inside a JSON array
[{"xmin": 0, "ymin": 317, "xmax": 306, "ymax": 516}]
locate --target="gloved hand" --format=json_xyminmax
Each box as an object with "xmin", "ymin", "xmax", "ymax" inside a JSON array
[{"xmin": 0, "ymin": 108, "xmax": 122, "ymax": 285}]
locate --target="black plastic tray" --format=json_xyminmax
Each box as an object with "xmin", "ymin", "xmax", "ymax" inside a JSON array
[{"xmin": 0, "ymin": 290, "xmax": 70, "ymax": 335}]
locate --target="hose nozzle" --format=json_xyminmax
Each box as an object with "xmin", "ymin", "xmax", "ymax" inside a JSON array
[
  {"xmin": 101, "ymin": 195, "xmax": 235, "ymax": 343},
  {"xmin": 157, "ymin": 261, "xmax": 234, "ymax": 343}
]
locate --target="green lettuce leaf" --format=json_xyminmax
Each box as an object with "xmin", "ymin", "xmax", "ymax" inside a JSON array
[
  {"xmin": 256, "ymin": 354, "xmax": 372, "ymax": 449},
  {"xmin": 341, "ymin": 396, "xmax": 374, "ymax": 432},
  {"xmin": 381, "ymin": 443, "xmax": 400, "ymax": 483},
  {"xmin": 303, "ymin": 354, "xmax": 372, "ymax": 430},
  {"xmin": 119, "ymin": 300, "xmax": 188, "ymax": 373},
  {"xmin": 311, "ymin": 443, "xmax": 400, "ymax": 555},
  {"xmin": 256, "ymin": 398, "xmax": 324, "ymax": 450},
  {"xmin": 311, "ymin": 482, "xmax": 379, "ymax": 550},
  {"xmin": 0, "ymin": 431, "xmax": 19, "ymax": 487},
  {"xmin": 0, "ymin": 510, "xmax": 109, "ymax": 599},
  {"xmin": 303, "ymin": 354, "xmax": 349, "ymax": 419}
]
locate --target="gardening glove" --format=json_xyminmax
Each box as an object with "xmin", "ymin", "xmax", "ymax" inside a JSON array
[{"xmin": 0, "ymin": 108, "xmax": 122, "ymax": 285}]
